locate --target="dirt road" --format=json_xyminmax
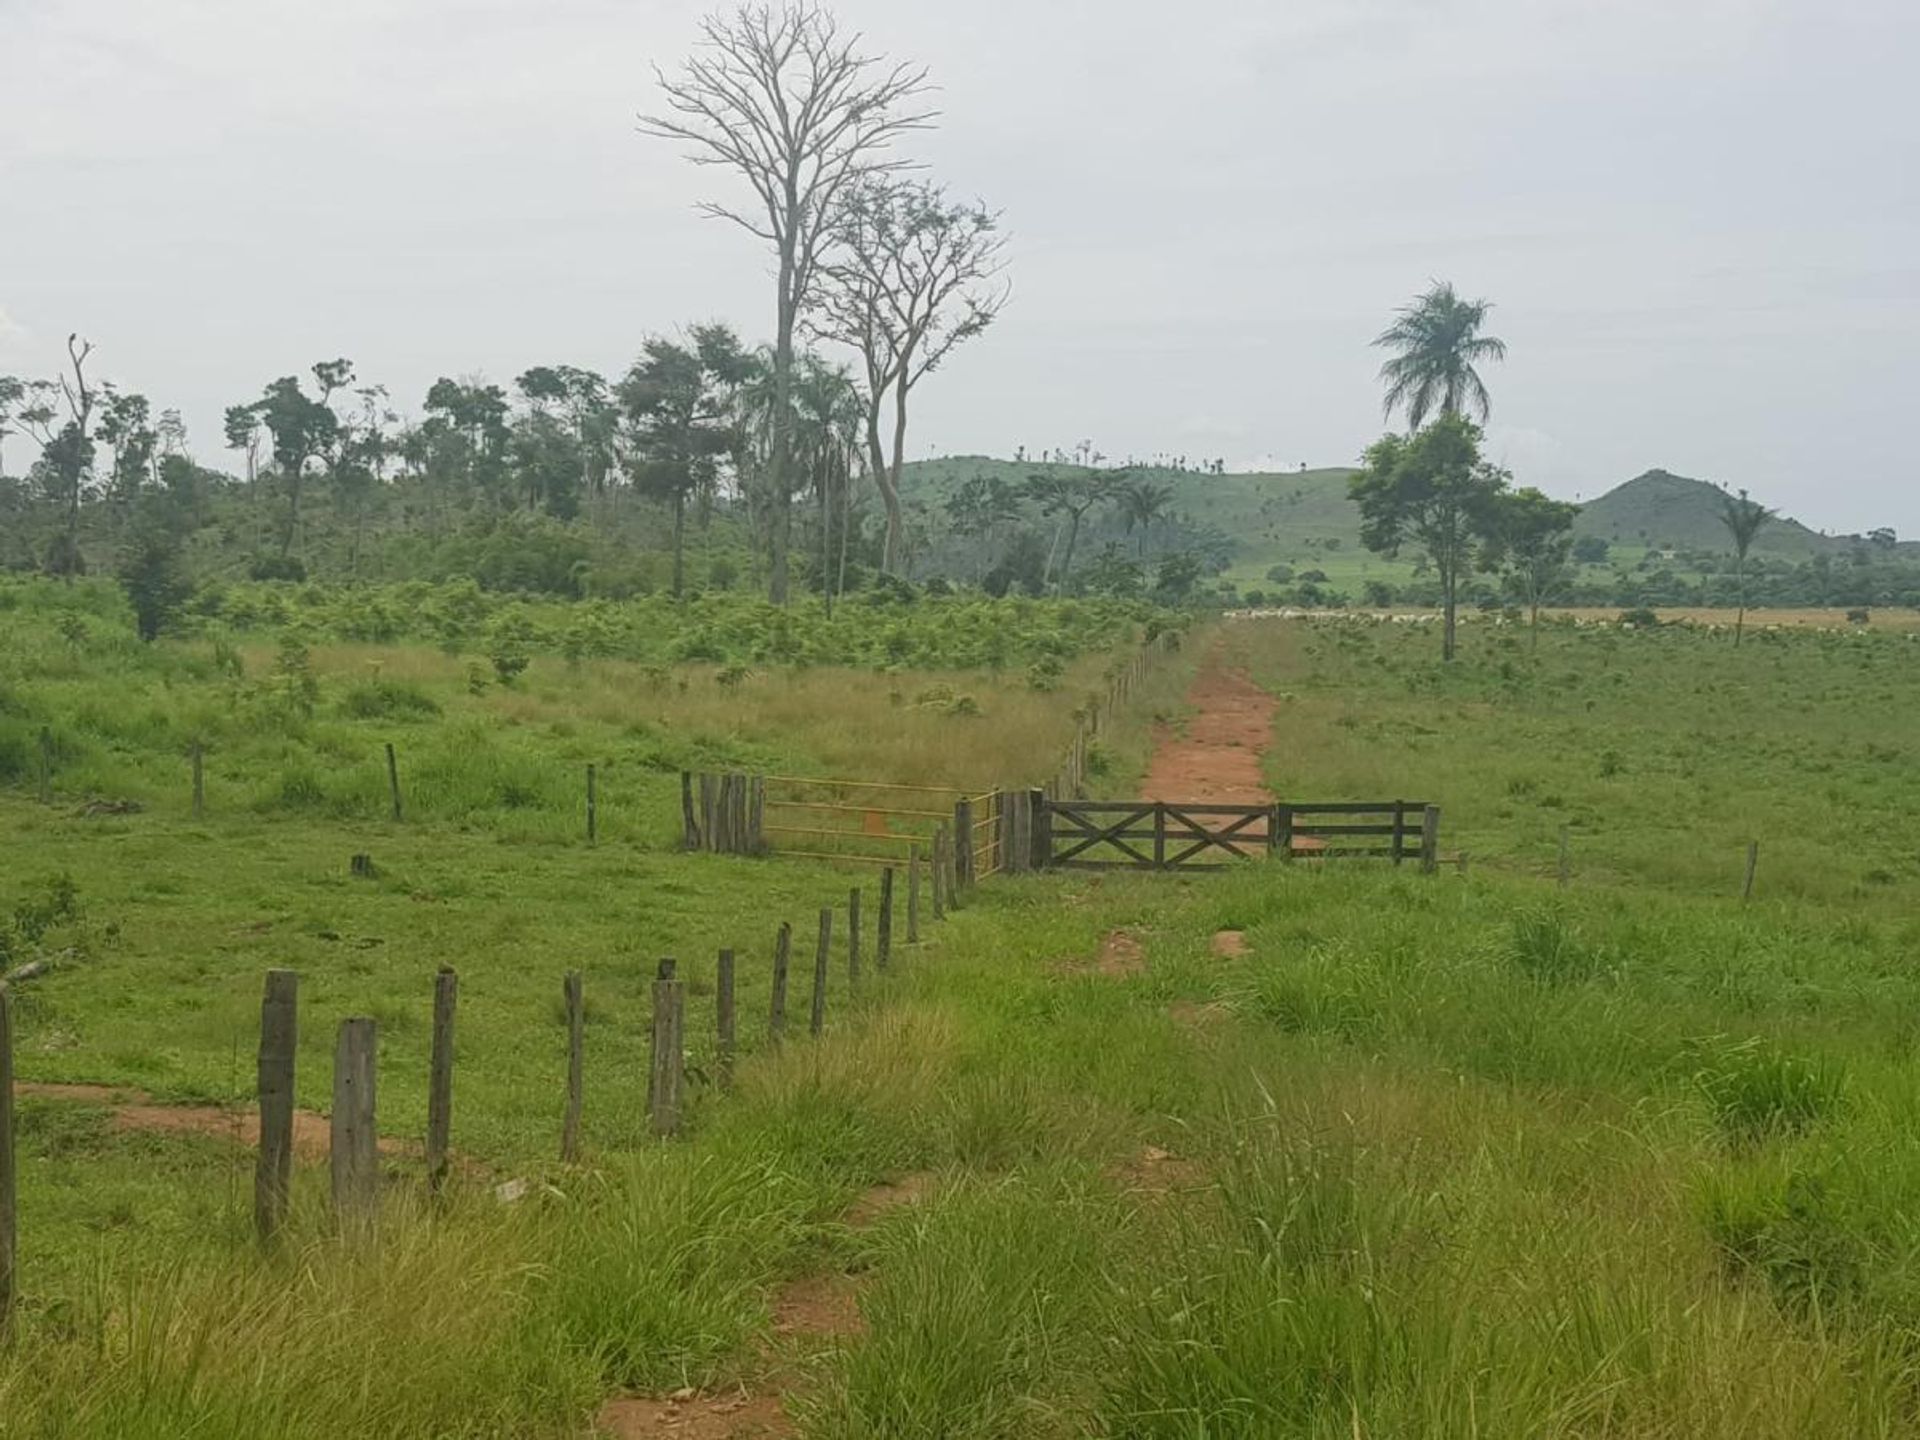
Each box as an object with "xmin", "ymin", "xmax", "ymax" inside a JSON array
[{"xmin": 1139, "ymin": 647, "xmax": 1276, "ymax": 805}]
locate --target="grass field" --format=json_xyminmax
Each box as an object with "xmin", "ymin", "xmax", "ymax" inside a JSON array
[{"xmin": 5, "ymin": 595, "xmax": 1920, "ymax": 1436}]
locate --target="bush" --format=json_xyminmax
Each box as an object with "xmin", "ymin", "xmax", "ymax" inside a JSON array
[
  {"xmin": 1618, "ymin": 606, "xmax": 1661, "ymax": 628},
  {"xmin": 249, "ymin": 553, "xmax": 308, "ymax": 582},
  {"xmin": 338, "ymin": 680, "xmax": 442, "ymax": 721}
]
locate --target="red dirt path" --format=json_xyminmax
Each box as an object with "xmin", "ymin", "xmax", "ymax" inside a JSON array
[{"xmin": 1140, "ymin": 655, "xmax": 1276, "ymax": 805}]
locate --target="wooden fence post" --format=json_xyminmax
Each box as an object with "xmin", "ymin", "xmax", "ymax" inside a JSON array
[
  {"xmin": 1, "ymin": 982, "xmax": 16, "ymax": 1330},
  {"xmin": 1030, "ymin": 789, "xmax": 1051, "ymax": 870},
  {"xmin": 877, "ymin": 868, "xmax": 894, "ymax": 970},
  {"xmin": 36, "ymin": 727, "xmax": 52, "ymax": 805},
  {"xmin": 254, "ymin": 969, "xmax": 298, "ymax": 1243},
  {"xmin": 1153, "ymin": 802, "xmax": 1168, "ymax": 869},
  {"xmin": 1743, "ymin": 841, "xmax": 1759, "ymax": 902},
  {"xmin": 848, "ymin": 887, "xmax": 862, "ymax": 990},
  {"xmin": 954, "ymin": 799, "xmax": 975, "ymax": 894},
  {"xmin": 1391, "ymin": 802, "xmax": 1408, "ymax": 866},
  {"xmin": 1274, "ymin": 804, "xmax": 1295, "ymax": 860},
  {"xmin": 907, "ymin": 845, "xmax": 922, "ymax": 943},
  {"xmin": 810, "ymin": 909, "xmax": 832, "ymax": 1037},
  {"xmin": 426, "ymin": 967, "xmax": 457, "ymax": 1196},
  {"xmin": 770, "ymin": 923, "xmax": 792, "ymax": 1041},
  {"xmin": 1419, "ymin": 806, "xmax": 1441, "ymax": 875},
  {"xmin": 385, "ymin": 742, "xmax": 403, "ymax": 822},
  {"xmin": 680, "ymin": 771, "xmax": 700, "ymax": 851},
  {"xmin": 649, "ymin": 960, "xmax": 685, "ymax": 1138},
  {"xmin": 331, "ymin": 1018, "xmax": 379, "ymax": 1225},
  {"xmin": 700, "ymin": 774, "xmax": 717, "ymax": 853},
  {"xmin": 561, "ymin": 971, "xmax": 584, "ymax": 1162},
  {"xmin": 931, "ymin": 826, "xmax": 948, "ymax": 921},
  {"xmin": 586, "ymin": 764, "xmax": 597, "ymax": 844},
  {"xmin": 191, "ymin": 741, "xmax": 205, "ymax": 819},
  {"xmin": 716, "ymin": 949, "xmax": 736, "ymax": 1082},
  {"xmin": 748, "ymin": 776, "xmax": 766, "ymax": 854},
  {"xmin": 1557, "ymin": 825, "xmax": 1570, "ymax": 888}
]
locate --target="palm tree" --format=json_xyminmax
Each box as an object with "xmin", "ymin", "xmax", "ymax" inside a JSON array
[
  {"xmin": 1119, "ymin": 480, "xmax": 1173, "ymax": 556},
  {"xmin": 1717, "ymin": 487, "xmax": 1774, "ymax": 648},
  {"xmin": 1374, "ymin": 281, "xmax": 1507, "ymax": 432}
]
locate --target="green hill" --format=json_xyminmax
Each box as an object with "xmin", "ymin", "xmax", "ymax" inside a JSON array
[
  {"xmin": 1572, "ymin": 470, "xmax": 1840, "ymax": 560},
  {"xmin": 903, "ymin": 457, "xmax": 1909, "ymax": 585}
]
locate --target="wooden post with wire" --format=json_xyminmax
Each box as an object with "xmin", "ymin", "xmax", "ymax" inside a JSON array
[
  {"xmin": 385, "ymin": 742, "xmax": 403, "ymax": 822},
  {"xmin": 877, "ymin": 867, "xmax": 894, "ymax": 970},
  {"xmin": 769, "ymin": 923, "xmax": 792, "ymax": 1041},
  {"xmin": 561, "ymin": 971, "xmax": 584, "ymax": 1161},
  {"xmin": 1743, "ymin": 841, "xmax": 1759, "ymax": 902},
  {"xmin": 426, "ymin": 967, "xmax": 457, "ymax": 1196},
  {"xmin": 1558, "ymin": 825, "xmax": 1570, "ymax": 887},
  {"xmin": 331, "ymin": 1018, "xmax": 379, "ymax": 1225},
  {"xmin": 586, "ymin": 764, "xmax": 597, "ymax": 844},
  {"xmin": 907, "ymin": 845, "xmax": 921, "ymax": 943},
  {"xmin": 716, "ymin": 948, "xmax": 736, "ymax": 1083},
  {"xmin": 848, "ymin": 886, "xmax": 862, "ymax": 990},
  {"xmin": 1419, "ymin": 806, "xmax": 1441, "ymax": 875},
  {"xmin": 649, "ymin": 959, "xmax": 685, "ymax": 1138},
  {"xmin": 954, "ymin": 799, "xmax": 975, "ymax": 894},
  {"xmin": 810, "ymin": 909, "xmax": 832, "ymax": 1037},
  {"xmin": 254, "ymin": 969, "xmax": 298, "ymax": 1243}
]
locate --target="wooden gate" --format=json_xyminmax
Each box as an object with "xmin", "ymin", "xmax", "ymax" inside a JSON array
[{"xmin": 1031, "ymin": 795, "xmax": 1439, "ymax": 872}]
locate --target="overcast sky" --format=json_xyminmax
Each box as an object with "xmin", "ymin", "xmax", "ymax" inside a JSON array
[{"xmin": 4, "ymin": 0, "xmax": 1916, "ymax": 534}]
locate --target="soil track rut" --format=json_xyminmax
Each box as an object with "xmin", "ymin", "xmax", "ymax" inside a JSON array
[{"xmin": 1140, "ymin": 642, "xmax": 1276, "ymax": 806}]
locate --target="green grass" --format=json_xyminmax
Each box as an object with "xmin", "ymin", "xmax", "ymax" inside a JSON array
[{"xmin": 6, "ymin": 607, "xmax": 1920, "ymax": 1435}]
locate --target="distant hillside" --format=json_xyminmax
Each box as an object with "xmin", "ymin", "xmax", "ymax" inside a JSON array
[
  {"xmin": 1572, "ymin": 470, "xmax": 1842, "ymax": 560},
  {"xmin": 901, "ymin": 457, "xmax": 1912, "ymax": 585}
]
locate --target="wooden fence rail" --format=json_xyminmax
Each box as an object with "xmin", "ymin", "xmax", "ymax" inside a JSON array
[{"xmin": 1030, "ymin": 794, "xmax": 1442, "ymax": 871}]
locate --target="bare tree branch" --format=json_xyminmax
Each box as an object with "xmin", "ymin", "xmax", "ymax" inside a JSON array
[
  {"xmin": 812, "ymin": 177, "xmax": 1007, "ymax": 572},
  {"xmin": 639, "ymin": 3, "xmax": 935, "ymax": 602}
]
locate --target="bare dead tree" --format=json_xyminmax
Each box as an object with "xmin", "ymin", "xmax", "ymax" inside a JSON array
[
  {"xmin": 12, "ymin": 336, "xmax": 100, "ymax": 573},
  {"xmin": 640, "ymin": 4, "xmax": 934, "ymax": 604},
  {"xmin": 814, "ymin": 179, "xmax": 1007, "ymax": 573}
]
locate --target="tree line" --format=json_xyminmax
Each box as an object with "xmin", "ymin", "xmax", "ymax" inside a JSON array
[{"xmin": 0, "ymin": 4, "xmax": 1009, "ymax": 616}]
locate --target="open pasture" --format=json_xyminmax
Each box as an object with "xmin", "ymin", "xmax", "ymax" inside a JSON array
[{"xmin": 4, "ymin": 601, "xmax": 1920, "ymax": 1437}]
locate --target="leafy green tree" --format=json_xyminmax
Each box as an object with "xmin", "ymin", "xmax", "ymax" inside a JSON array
[
  {"xmin": 1079, "ymin": 542, "xmax": 1143, "ymax": 598},
  {"xmin": 96, "ymin": 386, "xmax": 158, "ymax": 534},
  {"xmin": 1118, "ymin": 479, "xmax": 1172, "ymax": 556},
  {"xmin": 253, "ymin": 373, "xmax": 340, "ymax": 558},
  {"xmin": 0, "ymin": 376, "xmax": 26, "ymax": 476},
  {"xmin": 421, "ymin": 377, "xmax": 511, "ymax": 507},
  {"xmin": 517, "ymin": 365, "xmax": 616, "ymax": 512},
  {"xmin": 1717, "ymin": 487, "xmax": 1774, "ymax": 647},
  {"xmin": 1571, "ymin": 534, "xmax": 1609, "ymax": 565},
  {"xmin": 1152, "ymin": 550, "xmax": 1203, "ymax": 604},
  {"xmin": 1025, "ymin": 470, "xmax": 1113, "ymax": 590},
  {"xmin": 643, "ymin": 5, "xmax": 932, "ymax": 603},
  {"xmin": 1482, "ymin": 486, "xmax": 1580, "ymax": 643},
  {"xmin": 619, "ymin": 325, "xmax": 750, "ymax": 597},
  {"xmin": 222, "ymin": 404, "xmax": 265, "ymax": 489},
  {"xmin": 944, "ymin": 474, "xmax": 1025, "ymax": 579},
  {"xmin": 1349, "ymin": 414, "xmax": 1509, "ymax": 660},
  {"xmin": 1374, "ymin": 281, "xmax": 1507, "ymax": 432},
  {"xmin": 117, "ymin": 497, "xmax": 193, "ymax": 640}
]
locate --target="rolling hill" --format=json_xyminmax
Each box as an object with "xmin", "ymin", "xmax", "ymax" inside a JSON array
[{"xmin": 901, "ymin": 457, "xmax": 1908, "ymax": 582}]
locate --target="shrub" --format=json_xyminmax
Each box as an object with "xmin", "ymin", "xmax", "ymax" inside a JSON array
[
  {"xmin": 339, "ymin": 680, "xmax": 442, "ymax": 721},
  {"xmin": 1692, "ymin": 1039, "xmax": 1845, "ymax": 1142},
  {"xmin": 1504, "ymin": 908, "xmax": 1602, "ymax": 984}
]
